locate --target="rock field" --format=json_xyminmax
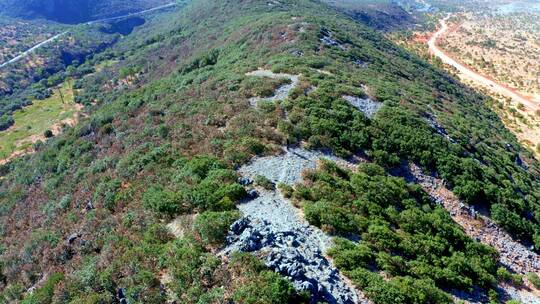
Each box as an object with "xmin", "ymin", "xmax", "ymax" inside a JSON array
[{"xmin": 222, "ymin": 147, "xmax": 368, "ymax": 304}]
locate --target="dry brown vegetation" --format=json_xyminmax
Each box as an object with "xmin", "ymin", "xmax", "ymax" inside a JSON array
[{"xmin": 441, "ymin": 13, "xmax": 540, "ymax": 101}]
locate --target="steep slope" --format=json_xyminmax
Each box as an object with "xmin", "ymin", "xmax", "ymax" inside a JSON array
[
  {"xmin": 1, "ymin": 0, "xmax": 540, "ymax": 303},
  {"xmin": 0, "ymin": 0, "xmax": 172, "ymax": 24}
]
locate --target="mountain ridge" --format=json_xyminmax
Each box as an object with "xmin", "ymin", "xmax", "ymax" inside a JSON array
[{"xmin": 0, "ymin": 0, "xmax": 539, "ymax": 303}]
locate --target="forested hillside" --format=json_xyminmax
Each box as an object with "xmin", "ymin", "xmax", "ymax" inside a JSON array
[
  {"xmin": 0, "ymin": 0, "xmax": 171, "ymax": 23},
  {"xmin": 0, "ymin": 0, "xmax": 539, "ymax": 303}
]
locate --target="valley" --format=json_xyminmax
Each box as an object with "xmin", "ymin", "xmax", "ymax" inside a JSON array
[
  {"xmin": 441, "ymin": 14, "xmax": 539, "ymax": 100},
  {"xmin": 0, "ymin": 2, "xmax": 182, "ymax": 164}
]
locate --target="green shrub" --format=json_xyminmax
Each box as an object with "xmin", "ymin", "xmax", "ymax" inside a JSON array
[
  {"xmin": 93, "ymin": 177, "xmax": 121, "ymax": 211},
  {"xmin": 277, "ymin": 183, "xmax": 294, "ymax": 198},
  {"xmin": 21, "ymin": 273, "xmax": 64, "ymax": 304},
  {"xmin": 1, "ymin": 283, "xmax": 24, "ymax": 302},
  {"xmin": 194, "ymin": 211, "xmax": 240, "ymax": 245},
  {"xmin": 254, "ymin": 175, "xmax": 275, "ymax": 190},
  {"xmin": 67, "ymin": 292, "xmax": 113, "ymax": 304},
  {"xmin": 164, "ymin": 237, "xmax": 221, "ymax": 299},
  {"xmin": 527, "ymin": 272, "xmax": 540, "ymax": 289},
  {"xmin": 294, "ymin": 161, "xmax": 499, "ymax": 297},
  {"xmin": 241, "ymin": 137, "xmax": 266, "ymax": 155},
  {"xmin": 233, "ymin": 271, "xmax": 298, "ymax": 304},
  {"xmin": 497, "ymin": 267, "xmax": 523, "ymax": 286},
  {"xmin": 142, "ymin": 185, "xmax": 181, "ymax": 216},
  {"xmin": 44, "ymin": 129, "xmax": 54, "ymax": 138},
  {"xmin": 230, "ymin": 253, "xmax": 306, "ymax": 304},
  {"xmin": 328, "ymin": 238, "xmax": 374, "ymax": 271}
]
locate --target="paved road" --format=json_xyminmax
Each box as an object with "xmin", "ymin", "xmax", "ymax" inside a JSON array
[
  {"xmin": 85, "ymin": 2, "xmax": 177, "ymax": 25},
  {"xmin": 0, "ymin": 32, "xmax": 67, "ymax": 69},
  {"xmin": 0, "ymin": 2, "xmax": 177, "ymax": 69},
  {"xmin": 428, "ymin": 18, "xmax": 539, "ymax": 109}
]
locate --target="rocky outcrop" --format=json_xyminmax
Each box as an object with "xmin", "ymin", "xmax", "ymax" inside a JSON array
[
  {"xmin": 222, "ymin": 147, "xmax": 368, "ymax": 304},
  {"xmin": 320, "ymin": 28, "xmax": 346, "ymax": 50},
  {"xmin": 342, "ymin": 95, "xmax": 382, "ymax": 119},
  {"xmin": 424, "ymin": 113, "xmax": 455, "ymax": 143},
  {"xmin": 238, "ymin": 147, "xmax": 359, "ymax": 187},
  {"xmin": 224, "ymin": 215, "xmax": 359, "ymax": 304}
]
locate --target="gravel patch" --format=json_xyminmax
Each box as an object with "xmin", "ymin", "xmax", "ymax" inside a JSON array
[
  {"xmin": 246, "ymin": 70, "xmax": 300, "ymax": 106},
  {"xmin": 342, "ymin": 95, "xmax": 382, "ymax": 119},
  {"xmin": 222, "ymin": 147, "xmax": 369, "ymax": 304},
  {"xmin": 238, "ymin": 147, "xmax": 357, "ymax": 186},
  {"xmin": 499, "ymin": 283, "xmax": 540, "ymax": 304}
]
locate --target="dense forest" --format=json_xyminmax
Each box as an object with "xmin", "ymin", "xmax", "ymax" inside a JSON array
[{"xmin": 0, "ymin": 0, "xmax": 539, "ymax": 303}]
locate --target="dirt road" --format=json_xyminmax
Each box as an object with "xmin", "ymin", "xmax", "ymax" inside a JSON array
[
  {"xmin": 428, "ymin": 18, "xmax": 539, "ymax": 110},
  {"xmin": 0, "ymin": 2, "xmax": 177, "ymax": 69}
]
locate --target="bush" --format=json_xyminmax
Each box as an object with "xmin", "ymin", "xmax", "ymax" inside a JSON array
[
  {"xmin": 21, "ymin": 273, "xmax": 64, "ymax": 304},
  {"xmin": 293, "ymin": 161, "xmax": 499, "ymax": 297},
  {"xmin": 254, "ymin": 175, "xmax": 275, "ymax": 190},
  {"xmin": 328, "ymin": 238, "xmax": 374, "ymax": 271},
  {"xmin": 277, "ymin": 183, "xmax": 294, "ymax": 198},
  {"xmin": 164, "ymin": 237, "xmax": 222, "ymax": 300},
  {"xmin": 1, "ymin": 283, "xmax": 24, "ymax": 302},
  {"xmin": 230, "ymin": 253, "xmax": 306, "ymax": 304},
  {"xmin": 194, "ymin": 211, "xmax": 240, "ymax": 245},
  {"xmin": 0, "ymin": 114, "xmax": 14, "ymax": 131},
  {"xmin": 94, "ymin": 178, "xmax": 121, "ymax": 211},
  {"xmin": 241, "ymin": 137, "xmax": 266, "ymax": 155},
  {"xmin": 44, "ymin": 129, "xmax": 54, "ymax": 138},
  {"xmin": 497, "ymin": 267, "xmax": 522, "ymax": 286},
  {"xmin": 527, "ymin": 272, "xmax": 540, "ymax": 289},
  {"xmin": 142, "ymin": 185, "xmax": 181, "ymax": 216}
]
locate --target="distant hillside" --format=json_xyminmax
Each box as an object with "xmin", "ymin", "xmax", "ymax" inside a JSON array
[
  {"xmin": 0, "ymin": 0, "xmax": 172, "ymax": 24},
  {"xmin": 322, "ymin": 0, "xmax": 419, "ymax": 31}
]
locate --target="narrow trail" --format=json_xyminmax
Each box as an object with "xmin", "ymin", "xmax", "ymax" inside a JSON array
[
  {"xmin": 0, "ymin": 2, "xmax": 178, "ymax": 69},
  {"xmin": 85, "ymin": 2, "xmax": 177, "ymax": 25},
  {"xmin": 428, "ymin": 18, "xmax": 539, "ymax": 110}
]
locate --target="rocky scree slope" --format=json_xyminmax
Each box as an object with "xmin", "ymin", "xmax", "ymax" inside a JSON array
[{"xmin": 222, "ymin": 147, "xmax": 367, "ymax": 304}]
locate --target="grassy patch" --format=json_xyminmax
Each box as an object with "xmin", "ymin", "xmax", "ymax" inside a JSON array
[{"xmin": 0, "ymin": 81, "xmax": 78, "ymax": 159}]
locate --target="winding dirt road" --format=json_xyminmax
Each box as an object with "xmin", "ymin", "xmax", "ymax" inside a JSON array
[
  {"xmin": 428, "ymin": 18, "xmax": 539, "ymax": 110},
  {"xmin": 0, "ymin": 2, "xmax": 177, "ymax": 69}
]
